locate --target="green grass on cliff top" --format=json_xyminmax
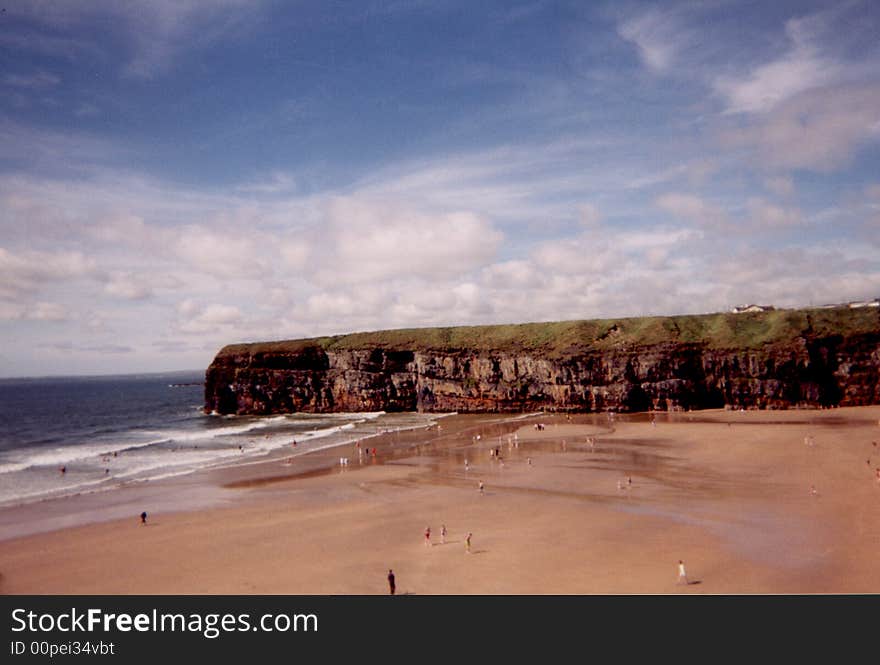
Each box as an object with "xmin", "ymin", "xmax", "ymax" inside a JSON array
[{"xmin": 217, "ymin": 306, "xmax": 879, "ymax": 358}]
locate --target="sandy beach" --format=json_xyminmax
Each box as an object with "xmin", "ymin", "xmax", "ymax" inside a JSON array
[{"xmin": 1, "ymin": 407, "xmax": 879, "ymax": 595}]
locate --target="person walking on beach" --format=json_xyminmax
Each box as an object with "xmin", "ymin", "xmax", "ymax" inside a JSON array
[
  {"xmin": 424, "ymin": 526, "xmax": 431, "ymax": 547},
  {"xmin": 478, "ymin": 480, "xmax": 484, "ymax": 495},
  {"xmin": 465, "ymin": 532, "xmax": 472, "ymax": 553},
  {"xmin": 387, "ymin": 569, "xmax": 396, "ymax": 595},
  {"xmin": 441, "ymin": 524, "xmax": 447, "ymax": 544},
  {"xmin": 677, "ymin": 560, "xmax": 688, "ymax": 585},
  {"xmin": 140, "ymin": 511, "xmax": 147, "ymax": 525}
]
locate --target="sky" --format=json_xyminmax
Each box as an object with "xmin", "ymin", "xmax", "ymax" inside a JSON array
[{"xmin": 1, "ymin": 0, "xmax": 879, "ymax": 377}]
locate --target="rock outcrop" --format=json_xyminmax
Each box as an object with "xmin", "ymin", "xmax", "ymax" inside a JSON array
[{"xmin": 204, "ymin": 307, "xmax": 880, "ymax": 414}]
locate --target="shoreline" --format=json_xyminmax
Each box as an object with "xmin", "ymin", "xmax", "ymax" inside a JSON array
[
  {"xmin": 0, "ymin": 412, "xmax": 528, "ymax": 542},
  {"xmin": 1, "ymin": 407, "xmax": 879, "ymax": 594}
]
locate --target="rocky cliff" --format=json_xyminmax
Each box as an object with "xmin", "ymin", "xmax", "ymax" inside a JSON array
[{"xmin": 204, "ymin": 307, "xmax": 880, "ymax": 414}]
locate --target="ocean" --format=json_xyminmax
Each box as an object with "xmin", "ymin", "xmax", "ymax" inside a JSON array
[{"xmin": 0, "ymin": 371, "xmax": 441, "ymax": 509}]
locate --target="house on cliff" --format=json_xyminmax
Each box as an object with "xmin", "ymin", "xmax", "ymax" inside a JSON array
[
  {"xmin": 848, "ymin": 298, "xmax": 880, "ymax": 308},
  {"xmin": 731, "ymin": 304, "xmax": 775, "ymax": 314}
]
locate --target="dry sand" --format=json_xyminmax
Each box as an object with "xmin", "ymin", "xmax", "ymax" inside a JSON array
[{"xmin": 1, "ymin": 407, "xmax": 879, "ymax": 595}]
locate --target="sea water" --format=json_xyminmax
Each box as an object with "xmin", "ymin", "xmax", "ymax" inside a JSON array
[{"xmin": 0, "ymin": 371, "xmax": 441, "ymax": 508}]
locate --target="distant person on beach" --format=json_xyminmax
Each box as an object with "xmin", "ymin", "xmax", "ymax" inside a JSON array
[
  {"xmin": 140, "ymin": 511, "xmax": 147, "ymax": 525},
  {"xmin": 441, "ymin": 524, "xmax": 447, "ymax": 544},
  {"xmin": 424, "ymin": 526, "xmax": 431, "ymax": 547},
  {"xmin": 478, "ymin": 480, "xmax": 484, "ymax": 495},
  {"xmin": 466, "ymin": 532, "xmax": 472, "ymax": 553},
  {"xmin": 677, "ymin": 560, "xmax": 688, "ymax": 585},
  {"xmin": 387, "ymin": 569, "xmax": 396, "ymax": 595}
]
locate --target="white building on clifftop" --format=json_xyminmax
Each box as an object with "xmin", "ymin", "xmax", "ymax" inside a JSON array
[{"xmin": 731, "ymin": 304, "xmax": 776, "ymax": 314}]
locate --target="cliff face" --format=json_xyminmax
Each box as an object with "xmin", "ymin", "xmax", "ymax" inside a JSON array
[{"xmin": 204, "ymin": 309, "xmax": 880, "ymax": 414}]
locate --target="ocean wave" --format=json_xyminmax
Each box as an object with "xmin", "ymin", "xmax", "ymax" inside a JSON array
[
  {"xmin": 0, "ymin": 461, "xmax": 30, "ymax": 475},
  {"xmin": 0, "ymin": 475, "xmax": 114, "ymax": 508},
  {"xmin": 0, "ymin": 411, "xmax": 437, "ymax": 508}
]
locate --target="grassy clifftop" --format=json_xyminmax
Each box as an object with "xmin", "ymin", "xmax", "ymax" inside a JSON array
[{"xmin": 214, "ymin": 306, "xmax": 880, "ymax": 360}]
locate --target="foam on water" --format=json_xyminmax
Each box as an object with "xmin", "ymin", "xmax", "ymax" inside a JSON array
[{"xmin": 0, "ymin": 388, "xmax": 437, "ymax": 508}]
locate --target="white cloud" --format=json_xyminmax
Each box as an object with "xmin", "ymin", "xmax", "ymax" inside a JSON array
[
  {"xmin": 578, "ymin": 203, "xmax": 602, "ymax": 228},
  {"xmin": 481, "ymin": 260, "xmax": 543, "ymax": 290},
  {"xmin": 172, "ymin": 225, "xmax": 272, "ymax": 280},
  {"xmin": 103, "ymin": 272, "xmax": 153, "ymax": 300},
  {"xmin": 0, "ymin": 301, "xmax": 70, "ymax": 322},
  {"xmin": 747, "ymin": 198, "xmax": 803, "ymax": 228},
  {"xmin": 305, "ymin": 196, "xmax": 503, "ymax": 285},
  {"xmin": 714, "ymin": 16, "xmax": 842, "ymax": 115},
  {"xmin": 279, "ymin": 240, "xmax": 310, "ymax": 268},
  {"xmin": 38, "ymin": 341, "xmax": 134, "ymax": 354},
  {"xmin": 707, "ymin": 4, "xmax": 880, "ymax": 172},
  {"xmin": 175, "ymin": 301, "xmax": 244, "ymax": 335},
  {"xmin": 29, "ymin": 302, "xmax": 70, "ymax": 321},
  {"xmin": 0, "ymin": 247, "xmax": 98, "ymax": 299},
  {"xmin": 8, "ymin": 0, "xmax": 260, "ymax": 79},
  {"xmin": 721, "ymin": 83, "xmax": 880, "ymax": 172},
  {"xmin": 0, "ymin": 120, "xmax": 127, "ymax": 175},
  {"xmin": 3, "ymin": 72, "xmax": 61, "ymax": 89},
  {"xmin": 198, "ymin": 304, "xmax": 244, "ymax": 325},
  {"xmin": 618, "ymin": 9, "xmax": 687, "ymax": 73},
  {"xmin": 356, "ymin": 138, "xmax": 623, "ymax": 227},
  {"xmin": 1, "ymin": 112, "xmax": 877, "ymax": 377},
  {"xmin": 655, "ymin": 193, "xmax": 728, "ymax": 228}
]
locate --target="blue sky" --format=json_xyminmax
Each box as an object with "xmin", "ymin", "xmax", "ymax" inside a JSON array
[{"xmin": 1, "ymin": 0, "xmax": 879, "ymax": 377}]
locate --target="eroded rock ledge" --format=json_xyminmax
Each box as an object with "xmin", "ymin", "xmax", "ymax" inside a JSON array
[{"xmin": 204, "ymin": 307, "xmax": 880, "ymax": 414}]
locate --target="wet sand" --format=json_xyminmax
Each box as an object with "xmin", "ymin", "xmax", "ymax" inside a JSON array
[{"xmin": 1, "ymin": 407, "xmax": 879, "ymax": 594}]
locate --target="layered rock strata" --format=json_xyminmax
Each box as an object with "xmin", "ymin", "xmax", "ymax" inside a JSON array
[{"xmin": 204, "ymin": 308, "xmax": 880, "ymax": 414}]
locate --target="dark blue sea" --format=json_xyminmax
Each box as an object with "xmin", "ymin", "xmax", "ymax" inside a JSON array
[{"xmin": 0, "ymin": 371, "xmax": 437, "ymax": 508}]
